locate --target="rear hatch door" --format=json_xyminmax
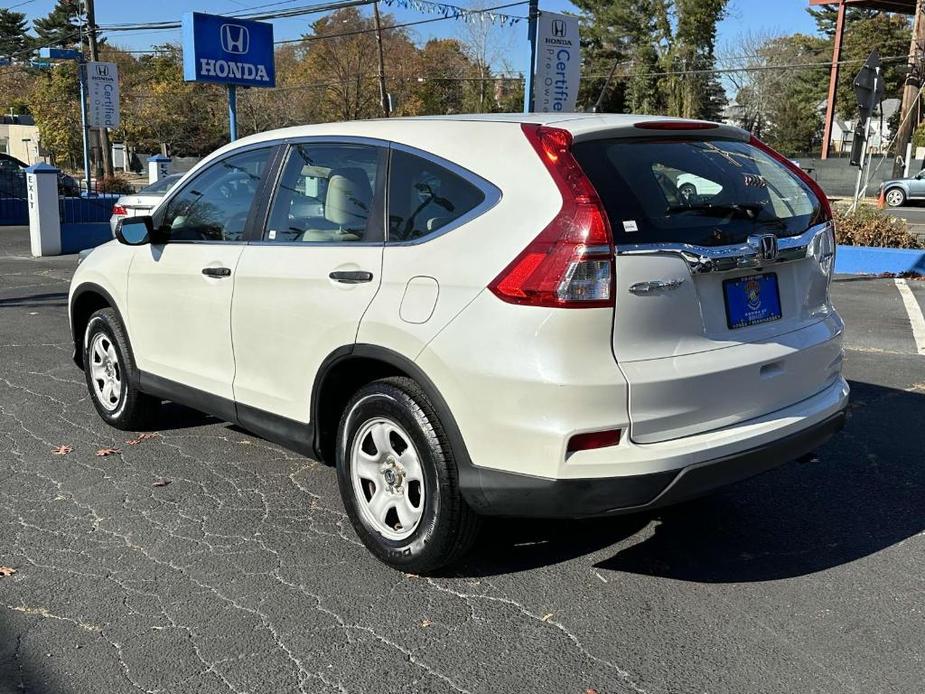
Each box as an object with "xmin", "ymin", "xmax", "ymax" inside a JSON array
[{"xmin": 573, "ymin": 129, "xmax": 839, "ymax": 443}]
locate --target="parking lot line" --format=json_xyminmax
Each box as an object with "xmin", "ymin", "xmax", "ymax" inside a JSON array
[{"xmin": 894, "ymin": 279, "xmax": 925, "ymax": 355}]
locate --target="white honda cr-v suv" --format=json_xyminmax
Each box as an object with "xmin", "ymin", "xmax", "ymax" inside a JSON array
[{"xmin": 69, "ymin": 114, "xmax": 848, "ymax": 571}]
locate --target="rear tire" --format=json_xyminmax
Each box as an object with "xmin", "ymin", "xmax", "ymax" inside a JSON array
[
  {"xmin": 336, "ymin": 377, "xmax": 480, "ymax": 573},
  {"xmin": 885, "ymin": 187, "xmax": 906, "ymax": 207},
  {"xmin": 83, "ymin": 308, "xmax": 159, "ymax": 430}
]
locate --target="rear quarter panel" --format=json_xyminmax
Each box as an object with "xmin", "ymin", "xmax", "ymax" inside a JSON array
[{"xmin": 357, "ymin": 121, "xmax": 563, "ymax": 360}]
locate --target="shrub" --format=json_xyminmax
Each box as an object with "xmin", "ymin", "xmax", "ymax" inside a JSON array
[
  {"xmin": 832, "ymin": 205, "xmax": 925, "ymax": 249},
  {"xmin": 97, "ymin": 174, "xmax": 135, "ymax": 195}
]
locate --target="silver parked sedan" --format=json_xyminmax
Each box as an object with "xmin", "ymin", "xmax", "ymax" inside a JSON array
[
  {"xmin": 880, "ymin": 170, "xmax": 925, "ymax": 207},
  {"xmin": 109, "ymin": 174, "xmax": 183, "ymax": 234}
]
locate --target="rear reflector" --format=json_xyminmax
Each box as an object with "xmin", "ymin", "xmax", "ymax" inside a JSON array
[
  {"xmin": 634, "ymin": 120, "xmax": 719, "ymax": 131},
  {"xmin": 488, "ymin": 124, "xmax": 615, "ymax": 308},
  {"xmin": 567, "ymin": 429, "xmax": 622, "ymax": 454}
]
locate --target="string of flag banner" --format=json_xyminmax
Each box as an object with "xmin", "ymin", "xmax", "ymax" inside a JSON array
[{"xmin": 381, "ymin": 0, "xmax": 524, "ymax": 26}]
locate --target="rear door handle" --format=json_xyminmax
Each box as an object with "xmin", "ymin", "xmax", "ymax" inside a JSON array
[
  {"xmin": 202, "ymin": 267, "xmax": 232, "ymax": 278},
  {"xmin": 329, "ymin": 270, "xmax": 373, "ymax": 284}
]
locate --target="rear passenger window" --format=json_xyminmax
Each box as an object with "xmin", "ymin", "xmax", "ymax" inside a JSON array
[
  {"xmin": 265, "ymin": 143, "xmax": 382, "ymax": 243},
  {"xmin": 387, "ymin": 150, "xmax": 485, "ymax": 243}
]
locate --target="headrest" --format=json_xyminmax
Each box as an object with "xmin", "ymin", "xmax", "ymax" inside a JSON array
[{"xmin": 325, "ymin": 167, "xmax": 373, "ymax": 228}]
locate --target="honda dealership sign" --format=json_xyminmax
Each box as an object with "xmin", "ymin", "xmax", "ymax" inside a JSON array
[
  {"xmin": 182, "ymin": 12, "xmax": 276, "ymax": 88},
  {"xmin": 87, "ymin": 61, "xmax": 120, "ymax": 129},
  {"xmin": 532, "ymin": 12, "xmax": 581, "ymax": 113}
]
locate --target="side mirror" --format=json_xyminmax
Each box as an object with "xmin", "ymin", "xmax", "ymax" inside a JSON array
[{"xmin": 115, "ymin": 216, "xmax": 154, "ymax": 245}]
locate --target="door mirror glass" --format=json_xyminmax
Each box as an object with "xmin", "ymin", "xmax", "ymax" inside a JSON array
[{"xmin": 116, "ymin": 216, "xmax": 153, "ymax": 245}]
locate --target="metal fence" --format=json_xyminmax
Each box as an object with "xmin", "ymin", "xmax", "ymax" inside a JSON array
[{"xmin": 0, "ymin": 166, "xmax": 28, "ymax": 226}]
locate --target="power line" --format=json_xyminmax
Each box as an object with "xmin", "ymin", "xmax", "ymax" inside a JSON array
[{"xmin": 276, "ymin": 1, "xmax": 528, "ymax": 44}]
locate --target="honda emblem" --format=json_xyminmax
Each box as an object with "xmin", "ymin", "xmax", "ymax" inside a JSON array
[
  {"xmin": 748, "ymin": 233, "xmax": 778, "ymax": 261},
  {"xmin": 221, "ymin": 23, "xmax": 249, "ymax": 55},
  {"xmin": 552, "ymin": 19, "xmax": 567, "ymax": 38}
]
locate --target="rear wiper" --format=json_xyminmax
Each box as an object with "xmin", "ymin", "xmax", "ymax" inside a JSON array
[{"xmin": 666, "ymin": 203, "xmax": 766, "ymax": 218}]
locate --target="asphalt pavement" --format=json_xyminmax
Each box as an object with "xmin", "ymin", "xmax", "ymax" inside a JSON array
[{"xmin": 1, "ymin": 226, "xmax": 923, "ymax": 694}]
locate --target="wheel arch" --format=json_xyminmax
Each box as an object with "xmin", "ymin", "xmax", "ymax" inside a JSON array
[
  {"xmin": 70, "ymin": 283, "xmax": 123, "ymax": 370},
  {"xmin": 311, "ymin": 345, "xmax": 477, "ymax": 486}
]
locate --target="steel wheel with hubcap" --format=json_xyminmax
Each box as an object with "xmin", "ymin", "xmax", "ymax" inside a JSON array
[
  {"xmin": 82, "ymin": 307, "xmax": 158, "ymax": 429},
  {"xmin": 885, "ymin": 188, "xmax": 906, "ymax": 207},
  {"xmin": 337, "ymin": 377, "xmax": 480, "ymax": 573},
  {"xmin": 351, "ymin": 417, "xmax": 425, "ymax": 541},
  {"xmin": 89, "ymin": 332, "xmax": 123, "ymax": 411}
]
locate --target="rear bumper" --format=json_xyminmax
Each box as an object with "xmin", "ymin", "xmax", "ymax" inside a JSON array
[{"xmin": 461, "ymin": 408, "xmax": 847, "ymax": 518}]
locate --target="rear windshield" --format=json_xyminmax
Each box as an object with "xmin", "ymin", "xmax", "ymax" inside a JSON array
[{"xmin": 572, "ymin": 137, "xmax": 825, "ymax": 247}]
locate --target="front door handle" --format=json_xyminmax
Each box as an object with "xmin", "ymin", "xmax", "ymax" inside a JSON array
[
  {"xmin": 329, "ymin": 270, "xmax": 373, "ymax": 284},
  {"xmin": 202, "ymin": 267, "xmax": 232, "ymax": 278}
]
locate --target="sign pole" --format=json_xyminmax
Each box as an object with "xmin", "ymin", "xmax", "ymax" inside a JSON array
[
  {"xmin": 523, "ymin": 0, "xmax": 538, "ymax": 113},
  {"xmin": 228, "ymin": 85, "xmax": 238, "ymax": 141},
  {"xmin": 77, "ymin": 59, "xmax": 92, "ymax": 194}
]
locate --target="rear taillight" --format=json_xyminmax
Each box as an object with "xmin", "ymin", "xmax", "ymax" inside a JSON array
[
  {"xmin": 749, "ymin": 135, "xmax": 833, "ymax": 222},
  {"xmin": 489, "ymin": 124, "xmax": 614, "ymax": 308},
  {"xmin": 112, "ymin": 204, "xmax": 127, "ymax": 216}
]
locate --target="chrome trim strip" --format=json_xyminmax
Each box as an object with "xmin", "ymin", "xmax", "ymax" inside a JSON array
[{"xmin": 615, "ymin": 221, "xmax": 833, "ymax": 274}]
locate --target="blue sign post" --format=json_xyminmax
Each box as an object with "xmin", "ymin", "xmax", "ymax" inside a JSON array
[{"xmin": 182, "ymin": 12, "xmax": 276, "ymax": 141}]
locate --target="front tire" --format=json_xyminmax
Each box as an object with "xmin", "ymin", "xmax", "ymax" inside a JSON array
[
  {"xmin": 885, "ymin": 187, "xmax": 906, "ymax": 207},
  {"xmin": 336, "ymin": 377, "xmax": 480, "ymax": 573},
  {"xmin": 83, "ymin": 308, "xmax": 159, "ymax": 430}
]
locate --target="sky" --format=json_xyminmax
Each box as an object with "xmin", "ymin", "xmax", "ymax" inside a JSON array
[{"xmin": 8, "ymin": 0, "xmax": 822, "ymax": 75}]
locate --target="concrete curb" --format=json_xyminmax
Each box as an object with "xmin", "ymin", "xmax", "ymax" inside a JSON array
[{"xmin": 835, "ymin": 245, "xmax": 925, "ymax": 275}]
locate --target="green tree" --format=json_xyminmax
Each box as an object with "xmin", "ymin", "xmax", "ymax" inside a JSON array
[
  {"xmin": 728, "ymin": 33, "xmax": 828, "ymax": 152},
  {"xmin": 33, "ymin": 0, "xmax": 82, "ymax": 50},
  {"xmin": 0, "ymin": 9, "xmax": 30, "ymax": 62},
  {"xmin": 811, "ymin": 8, "xmax": 910, "ymax": 122},
  {"xmin": 417, "ymin": 39, "xmax": 479, "ymax": 114},
  {"xmin": 119, "ymin": 45, "xmax": 225, "ymax": 156},
  {"xmin": 28, "ymin": 62, "xmax": 83, "ymax": 167},
  {"xmin": 299, "ymin": 8, "xmax": 419, "ymax": 121},
  {"xmin": 572, "ymin": 0, "xmax": 728, "ymax": 118}
]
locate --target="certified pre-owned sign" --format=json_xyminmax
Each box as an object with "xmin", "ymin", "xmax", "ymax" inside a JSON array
[
  {"xmin": 532, "ymin": 11, "xmax": 581, "ymax": 113},
  {"xmin": 87, "ymin": 61, "xmax": 120, "ymax": 129},
  {"xmin": 182, "ymin": 12, "xmax": 275, "ymax": 88}
]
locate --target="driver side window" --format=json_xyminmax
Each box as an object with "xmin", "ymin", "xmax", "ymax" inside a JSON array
[
  {"xmin": 387, "ymin": 150, "xmax": 485, "ymax": 243},
  {"xmin": 159, "ymin": 147, "xmax": 272, "ymax": 242}
]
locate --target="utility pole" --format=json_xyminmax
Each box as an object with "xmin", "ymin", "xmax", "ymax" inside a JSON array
[
  {"xmin": 84, "ymin": 0, "xmax": 113, "ymax": 179},
  {"xmin": 893, "ymin": 0, "xmax": 925, "ymax": 178},
  {"xmin": 820, "ymin": 0, "xmax": 846, "ymax": 160},
  {"xmin": 372, "ymin": 2, "xmax": 390, "ymax": 118},
  {"xmin": 523, "ymin": 0, "xmax": 539, "ymax": 113}
]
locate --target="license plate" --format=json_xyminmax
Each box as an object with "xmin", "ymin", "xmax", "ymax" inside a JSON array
[{"xmin": 723, "ymin": 273, "xmax": 782, "ymax": 329}]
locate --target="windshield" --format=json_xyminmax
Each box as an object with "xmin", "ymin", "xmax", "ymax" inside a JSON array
[{"xmin": 572, "ymin": 137, "xmax": 824, "ymax": 247}]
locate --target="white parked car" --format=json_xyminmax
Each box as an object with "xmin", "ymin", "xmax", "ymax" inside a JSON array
[
  {"xmin": 69, "ymin": 114, "xmax": 848, "ymax": 571},
  {"xmin": 109, "ymin": 173, "xmax": 183, "ymax": 235}
]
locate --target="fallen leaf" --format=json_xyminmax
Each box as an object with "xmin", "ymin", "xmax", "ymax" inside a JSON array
[
  {"xmin": 585, "ymin": 689, "xmax": 600, "ymax": 694},
  {"xmin": 95, "ymin": 447, "xmax": 121, "ymax": 457},
  {"xmin": 542, "ymin": 613, "xmax": 554, "ymax": 622},
  {"xmin": 420, "ymin": 619, "xmax": 432, "ymax": 628},
  {"xmin": 0, "ymin": 567, "xmax": 16, "ymax": 577},
  {"xmin": 152, "ymin": 479, "xmax": 171, "ymax": 488},
  {"xmin": 51, "ymin": 445, "xmax": 73, "ymax": 456},
  {"xmin": 126, "ymin": 433, "xmax": 157, "ymax": 445}
]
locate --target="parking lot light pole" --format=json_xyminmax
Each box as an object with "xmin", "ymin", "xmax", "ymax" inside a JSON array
[
  {"xmin": 38, "ymin": 47, "xmax": 92, "ymax": 195},
  {"xmin": 228, "ymin": 85, "xmax": 238, "ymax": 141}
]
